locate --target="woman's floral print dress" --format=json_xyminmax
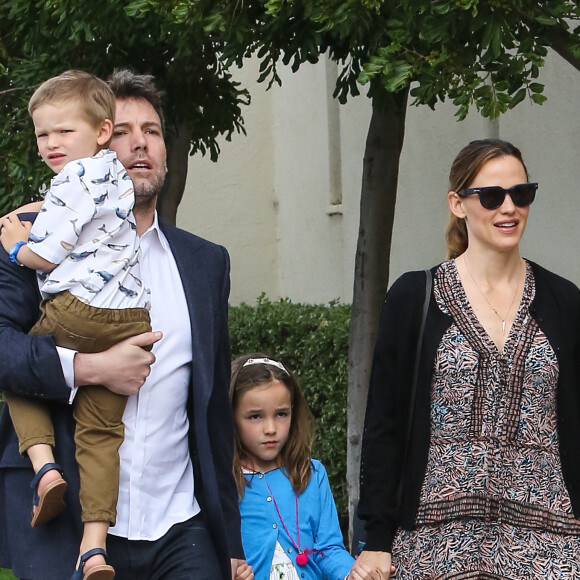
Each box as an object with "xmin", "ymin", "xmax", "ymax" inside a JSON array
[{"xmin": 391, "ymin": 260, "xmax": 580, "ymax": 579}]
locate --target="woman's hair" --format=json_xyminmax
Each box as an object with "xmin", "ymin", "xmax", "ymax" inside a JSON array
[
  {"xmin": 230, "ymin": 353, "xmax": 315, "ymax": 496},
  {"xmin": 445, "ymin": 139, "xmax": 529, "ymax": 259},
  {"xmin": 28, "ymin": 70, "xmax": 115, "ymax": 131}
]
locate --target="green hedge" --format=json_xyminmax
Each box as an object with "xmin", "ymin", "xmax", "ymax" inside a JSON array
[{"xmin": 229, "ymin": 294, "xmax": 351, "ymax": 515}]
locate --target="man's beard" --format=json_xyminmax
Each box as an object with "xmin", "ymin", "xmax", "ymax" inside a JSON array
[{"xmin": 132, "ymin": 171, "xmax": 166, "ymax": 212}]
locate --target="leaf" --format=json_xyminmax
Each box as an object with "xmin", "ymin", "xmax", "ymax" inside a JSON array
[
  {"xmin": 383, "ymin": 61, "xmax": 412, "ymax": 93},
  {"xmin": 491, "ymin": 25, "xmax": 503, "ymax": 59},
  {"xmin": 531, "ymin": 93, "xmax": 548, "ymax": 105},
  {"xmin": 535, "ymin": 15, "xmax": 557, "ymax": 26},
  {"xmin": 508, "ymin": 87, "xmax": 527, "ymax": 109}
]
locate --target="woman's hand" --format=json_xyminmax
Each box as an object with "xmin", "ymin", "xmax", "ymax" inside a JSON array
[{"xmin": 348, "ymin": 550, "xmax": 393, "ymax": 579}]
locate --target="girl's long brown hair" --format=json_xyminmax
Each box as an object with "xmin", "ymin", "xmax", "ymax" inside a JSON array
[
  {"xmin": 445, "ymin": 139, "xmax": 529, "ymax": 259},
  {"xmin": 230, "ymin": 353, "xmax": 315, "ymax": 496}
]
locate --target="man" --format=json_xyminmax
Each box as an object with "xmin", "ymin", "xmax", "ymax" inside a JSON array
[{"xmin": 0, "ymin": 70, "xmax": 243, "ymax": 579}]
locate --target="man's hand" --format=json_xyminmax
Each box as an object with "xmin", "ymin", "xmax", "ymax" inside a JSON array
[
  {"xmin": 348, "ymin": 551, "xmax": 393, "ymax": 580},
  {"xmin": 0, "ymin": 215, "xmax": 31, "ymax": 253},
  {"xmin": 74, "ymin": 331, "xmax": 162, "ymax": 394},
  {"xmin": 233, "ymin": 559, "xmax": 254, "ymax": 580}
]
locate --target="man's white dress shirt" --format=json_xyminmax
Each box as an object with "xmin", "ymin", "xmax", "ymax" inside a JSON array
[{"xmin": 59, "ymin": 214, "xmax": 199, "ymax": 540}]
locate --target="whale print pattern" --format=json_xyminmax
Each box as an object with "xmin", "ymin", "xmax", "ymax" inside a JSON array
[
  {"xmin": 391, "ymin": 260, "xmax": 580, "ymax": 579},
  {"xmin": 27, "ymin": 149, "xmax": 149, "ymax": 309}
]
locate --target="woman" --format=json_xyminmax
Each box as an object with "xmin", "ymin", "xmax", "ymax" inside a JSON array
[{"xmin": 352, "ymin": 139, "xmax": 580, "ymax": 579}]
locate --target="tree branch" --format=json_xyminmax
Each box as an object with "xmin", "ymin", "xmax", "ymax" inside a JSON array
[{"xmin": 544, "ymin": 27, "xmax": 580, "ymax": 72}]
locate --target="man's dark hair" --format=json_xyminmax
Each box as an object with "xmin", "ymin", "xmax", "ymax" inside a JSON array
[{"xmin": 107, "ymin": 69, "xmax": 165, "ymax": 132}]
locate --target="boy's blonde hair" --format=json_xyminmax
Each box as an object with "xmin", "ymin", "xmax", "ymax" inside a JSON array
[{"xmin": 28, "ymin": 70, "xmax": 115, "ymax": 131}]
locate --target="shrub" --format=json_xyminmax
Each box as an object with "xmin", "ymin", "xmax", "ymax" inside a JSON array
[{"xmin": 229, "ymin": 294, "xmax": 351, "ymax": 515}]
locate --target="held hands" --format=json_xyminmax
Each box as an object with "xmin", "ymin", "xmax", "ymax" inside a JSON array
[
  {"xmin": 74, "ymin": 331, "xmax": 163, "ymax": 395},
  {"xmin": 234, "ymin": 560, "xmax": 254, "ymax": 580},
  {"xmin": 348, "ymin": 551, "xmax": 393, "ymax": 580},
  {"xmin": 0, "ymin": 215, "xmax": 32, "ymax": 253}
]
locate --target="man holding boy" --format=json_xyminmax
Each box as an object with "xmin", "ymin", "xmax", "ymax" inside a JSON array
[{"xmin": 0, "ymin": 70, "xmax": 243, "ymax": 579}]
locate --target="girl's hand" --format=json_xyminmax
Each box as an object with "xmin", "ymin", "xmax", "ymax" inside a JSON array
[
  {"xmin": 348, "ymin": 550, "xmax": 393, "ymax": 579},
  {"xmin": 234, "ymin": 560, "xmax": 254, "ymax": 580},
  {"xmin": 0, "ymin": 215, "xmax": 32, "ymax": 253}
]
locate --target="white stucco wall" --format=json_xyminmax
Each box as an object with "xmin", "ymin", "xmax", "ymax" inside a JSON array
[
  {"xmin": 177, "ymin": 58, "xmax": 279, "ymax": 303},
  {"xmin": 178, "ymin": 50, "xmax": 580, "ymax": 305}
]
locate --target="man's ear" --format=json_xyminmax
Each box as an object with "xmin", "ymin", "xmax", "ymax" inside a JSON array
[
  {"xmin": 97, "ymin": 119, "xmax": 114, "ymax": 147},
  {"xmin": 448, "ymin": 190, "xmax": 466, "ymax": 219}
]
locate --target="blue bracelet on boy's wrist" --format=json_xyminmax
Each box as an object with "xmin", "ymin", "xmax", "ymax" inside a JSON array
[{"xmin": 8, "ymin": 240, "xmax": 27, "ymax": 266}]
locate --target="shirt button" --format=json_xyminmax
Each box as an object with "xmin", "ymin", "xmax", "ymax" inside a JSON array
[
  {"xmin": 259, "ymin": 474, "xmax": 264, "ymax": 479},
  {"xmin": 273, "ymin": 523, "xmax": 277, "ymax": 529},
  {"xmin": 68, "ymin": 335, "xmax": 76, "ymax": 342},
  {"xmin": 288, "ymin": 548, "xmax": 293, "ymax": 553},
  {"xmin": 267, "ymin": 497, "xmax": 272, "ymax": 502}
]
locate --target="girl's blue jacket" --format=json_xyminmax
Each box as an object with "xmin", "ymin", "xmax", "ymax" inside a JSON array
[{"xmin": 240, "ymin": 459, "xmax": 354, "ymax": 580}]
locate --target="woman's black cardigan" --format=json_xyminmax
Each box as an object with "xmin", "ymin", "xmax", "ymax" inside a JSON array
[{"xmin": 358, "ymin": 260, "xmax": 580, "ymax": 552}]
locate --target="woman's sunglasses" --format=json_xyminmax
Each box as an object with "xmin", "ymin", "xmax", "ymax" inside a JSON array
[{"xmin": 457, "ymin": 182, "xmax": 538, "ymax": 210}]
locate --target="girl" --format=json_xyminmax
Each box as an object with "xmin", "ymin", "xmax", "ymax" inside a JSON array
[
  {"xmin": 355, "ymin": 139, "xmax": 580, "ymax": 579},
  {"xmin": 231, "ymin": 353, "xmax": 375, "ymax": 580}
]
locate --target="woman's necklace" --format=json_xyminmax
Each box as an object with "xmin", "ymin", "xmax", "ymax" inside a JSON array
[{"xmin": 463, "ymin": 255, "xmax": 522, "ymax": 335}]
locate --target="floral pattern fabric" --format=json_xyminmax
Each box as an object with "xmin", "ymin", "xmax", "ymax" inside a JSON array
[{"xmin": 391, "ymin": 260, "xmax": 580, "ymax": 579}]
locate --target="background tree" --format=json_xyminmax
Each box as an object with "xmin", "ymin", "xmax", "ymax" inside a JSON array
[
  {"xmin": 0, "ymin": 0, "xmax": 250, "ymax": 221},
  {"xmin": 200, "ymin": 0, "xmax": 580, "ymax": 536}
]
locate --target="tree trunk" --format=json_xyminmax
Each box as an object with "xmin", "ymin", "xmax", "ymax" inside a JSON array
[
  {"xmin": 157, "ymin": 121, "xmax": 192, "ymax": 225},
  {"xmin": 347, "ymin": 88, "xmax": 409, "ymax": 544}
]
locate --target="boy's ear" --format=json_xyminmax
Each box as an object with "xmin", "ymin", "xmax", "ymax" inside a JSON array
[{"xmin": 96, "ymin": 119, "xmax": 114, "ymax": 147}]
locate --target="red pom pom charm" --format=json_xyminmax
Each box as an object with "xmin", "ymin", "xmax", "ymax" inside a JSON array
[{"xmin": 296, "ymin": 552, "xmax": 309, "ymax": 566}]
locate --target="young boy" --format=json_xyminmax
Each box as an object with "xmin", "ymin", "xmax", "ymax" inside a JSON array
[{"xmin": 0, "ymin": 70, "xmax": 153, "ymax": 579}]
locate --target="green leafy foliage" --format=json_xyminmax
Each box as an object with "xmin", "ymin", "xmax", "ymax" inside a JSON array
[
  {"xmin": 2, "ymin": 0, "xmax": 578, "ymax": 215},
  {"xmin": 229, "ymin": 295, "xmax": 351, "ymax": 515},
  {"xmin": 207, "ymin": 0, "xmax": 579, "ymax": 116},
  {"xmin": 0, "ymin": 0, "xmax": 250, "ymax": 214}
]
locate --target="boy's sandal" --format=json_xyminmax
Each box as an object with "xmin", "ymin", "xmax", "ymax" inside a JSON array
[
  {"xmin": 30, "ymin": 462, "xmax": 67, "ymax": 528},
  {"xmin": 71, "ymin": 548, "xmax": 115, "ymax": 580}
]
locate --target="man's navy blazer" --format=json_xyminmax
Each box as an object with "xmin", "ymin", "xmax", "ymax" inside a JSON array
[{"xmin": 0, "ymin": 215, "xmax": 243, "ymax": 579}]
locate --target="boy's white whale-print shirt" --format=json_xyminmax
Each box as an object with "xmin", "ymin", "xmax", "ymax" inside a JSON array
[{"xmin": 28, "ymin": 149, "xmax": 150, "ymax": 310}]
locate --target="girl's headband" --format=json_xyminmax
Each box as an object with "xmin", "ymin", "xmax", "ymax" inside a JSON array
[{"xmin": 242, "ymin": 357, "xmax": 289, "ymax": 376}]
